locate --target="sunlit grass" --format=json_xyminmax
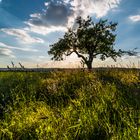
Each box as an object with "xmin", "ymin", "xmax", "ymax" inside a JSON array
[{"xmin": 0, "ymin": 69, "xmax": 139, "ymax": 140}]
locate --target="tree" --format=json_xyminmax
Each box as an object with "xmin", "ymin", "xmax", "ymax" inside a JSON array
[{"xmin": 48, "ymin": 16, "xmax": 136, "ymax": 69}]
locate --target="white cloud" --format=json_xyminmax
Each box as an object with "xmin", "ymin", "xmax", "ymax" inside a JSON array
[
  {"xmin": 0, "ymin": 47, "xmax": 15, "ymax": 58},
  {"xmin": 25, "ymin": 0, "xmax": 121, "ymax": 35},
  {"xmin": 68, "ymin": 0, "xmax": 121, "ymax": 27},
  {"xmin": 129, "ymin": 15, "xmax": 140, "ymax": 22},
  {"xmin": 0, "ymin": 42, "xmax": 38, "ymax": 52},
  {"xmin": 1, "ymin": 28, "xmax": 44, "ymax": 44},
  {"xmin": 0, "ymin": 0, "xmax": 121, "ymax": 41},
  {"xmin": 68, "ymin": 0, "xmax": 121, "ymax": 26},
  {"xmin": 24, "ymin": 22, "xmax": 67, "ymax": 35}
]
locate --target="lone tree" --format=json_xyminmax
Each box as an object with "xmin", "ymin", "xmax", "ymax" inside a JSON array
[{"xmin": 48, "ymin": 16, "xmax": 136, "ymax": 69}]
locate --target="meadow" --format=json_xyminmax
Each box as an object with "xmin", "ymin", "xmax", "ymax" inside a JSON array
[{"xmin": 0, "ymin": 69, "xmax": 139, "ymax": 140}]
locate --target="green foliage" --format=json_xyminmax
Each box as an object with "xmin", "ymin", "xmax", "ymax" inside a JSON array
[
  {"xmin": 48, "ymin": 16, "xmax": 125, "ymax": 69},
  {"xmin": 0, "ymin": 69, "xmax": 139, "ymax": 140}
]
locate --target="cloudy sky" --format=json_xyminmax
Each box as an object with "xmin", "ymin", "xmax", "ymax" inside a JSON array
[{"xmin": 0, "ymin": 0, "xmax": 140, "ymax": 68}]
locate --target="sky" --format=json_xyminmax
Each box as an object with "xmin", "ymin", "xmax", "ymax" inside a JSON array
[{"xmin": 0, "ymin": 0, "xmax": 140, "ymax": 68}]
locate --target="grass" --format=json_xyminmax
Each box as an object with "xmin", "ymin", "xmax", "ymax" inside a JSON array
[{"xmin": 0, "ymin": 69, "xmax": 139, "ymax": 140}]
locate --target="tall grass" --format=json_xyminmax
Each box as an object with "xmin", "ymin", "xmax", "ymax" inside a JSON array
[{"xmin": 0, "ymin": 69, "xmax": 139, "ymax": 140}]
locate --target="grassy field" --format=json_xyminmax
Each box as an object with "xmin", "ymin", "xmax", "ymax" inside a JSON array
[{"xmin": 0, "ymin": 69, "xmax": 139, "ymax": 140}]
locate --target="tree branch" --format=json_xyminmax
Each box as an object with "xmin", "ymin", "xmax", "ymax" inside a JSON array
[
  {"xmin": 65, "ymin": 51, "xmax": 74, "ymax": 56},
  {"xmin": 74, "ymin": 50, "xmax": 87, "ymax": 63}
]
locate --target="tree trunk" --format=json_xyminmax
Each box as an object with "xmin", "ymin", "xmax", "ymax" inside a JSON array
[{"xmin": 86, "ymin": 61, "xmax": 92, "ymax": 70}]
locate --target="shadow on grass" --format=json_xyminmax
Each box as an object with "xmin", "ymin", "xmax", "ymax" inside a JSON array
[{"xmin": 97, "ymin": 72, "xmax": 140, "ymax": 109}]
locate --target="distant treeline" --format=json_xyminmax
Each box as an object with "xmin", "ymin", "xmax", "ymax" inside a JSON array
[{"xmin": 0, "ymin": 67, "xmax": 139, "ymax": 72}]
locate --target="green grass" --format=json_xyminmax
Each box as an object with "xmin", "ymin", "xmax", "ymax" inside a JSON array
[{"xmin": 0, "ymin": 69, "xmax": 139, "ymax": 140}]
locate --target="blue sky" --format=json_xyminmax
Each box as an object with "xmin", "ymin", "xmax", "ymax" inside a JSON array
[{"xmin": 0, "ymin": 0, "xmax": 140, "ymax": 68}]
